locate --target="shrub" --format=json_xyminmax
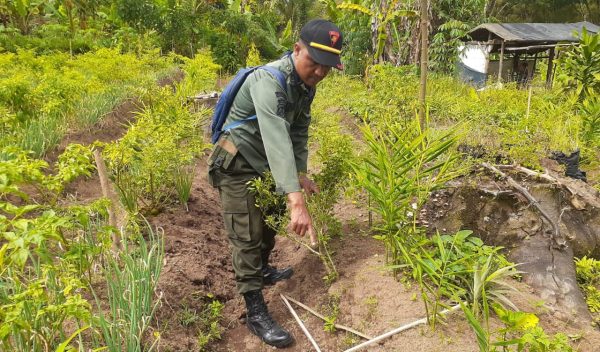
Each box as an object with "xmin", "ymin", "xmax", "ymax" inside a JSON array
[{"xmin": 0, "ymin": 48, "xmax": 174, "ymax": 156}]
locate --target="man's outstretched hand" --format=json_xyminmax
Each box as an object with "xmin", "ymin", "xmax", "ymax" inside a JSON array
[{"xmin": 286, "ymin": 191, "xmax": 317, "ymax": 247}]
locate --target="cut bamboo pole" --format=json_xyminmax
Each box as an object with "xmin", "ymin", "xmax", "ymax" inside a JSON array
[
  {"xmin": 93, "ymin": 149, "xmax": 123, "ymax": 251},
  {"xmin": 282, "ymin": 295, "xmax": 373, "ymax": 340},
  {"xmin": 280, "ymin": 294, "xmax": 321, "ymax": 352},
  {"xmin": 343, "ymin": 305, "xmax": 461, "ymax": 352}
]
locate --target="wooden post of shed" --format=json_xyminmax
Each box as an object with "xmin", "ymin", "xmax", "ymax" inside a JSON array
[
  {"xmin": 546, "ymin": 47, "xmax": 555, "ymax": 89},
  {"xmin": 484, "ymin": 33, "xmax": 492, "ymax": 82},
  {"xmin": 498, "ymin": 40, "xmax": 505, "ymax": 82}
]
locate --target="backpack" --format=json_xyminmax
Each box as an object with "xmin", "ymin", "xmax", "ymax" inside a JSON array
[{"xmin": 210, "ymin": 65, "xmax": 287, "ymax": 144}]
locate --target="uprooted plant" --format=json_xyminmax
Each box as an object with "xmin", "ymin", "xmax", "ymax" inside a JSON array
[{"xmin": 248, "ymin": 162, "xmax": 346, "ymax": 283}]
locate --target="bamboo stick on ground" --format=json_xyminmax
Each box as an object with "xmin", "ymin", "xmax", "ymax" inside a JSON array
[
  {"xmin": 282, "ymin": 295, "xmax": 373, "ymax": 340},
  {"xmin": 280, "ymin": 294, "xmax": 321, "ymax": 352},
  {"xmin": 343, "ymin": 305, "xmax": 461, "ymax": 352}
]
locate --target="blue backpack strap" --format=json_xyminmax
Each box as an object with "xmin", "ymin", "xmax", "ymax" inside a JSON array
[
  {"xmin": 211, "ymin": 66, "xmax": 257, "ymax": 143},
  {"xmin": 222, "ymin": 115, "xmax": 257, "ymax": 132},
  {"xmin": 221, "ymin": 66, "xmax": 287, "ymax": 132}
]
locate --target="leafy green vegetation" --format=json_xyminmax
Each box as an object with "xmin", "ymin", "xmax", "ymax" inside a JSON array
[
  {"xmin": 352, "ymin": 113, "xmax": 458, "ymax": 262},
  {"xmin": 196, "ymin": 295, "xmax": 224, "ymax": 351},
  {"xmin": 320, "ymin": 65, "xmax": 597, "ymax": 182},
  {"xmin": 0, "ymin": 48, "xmax": 173, "ymax": 157},
  {"xmin": 102, "ymin": 51, "xmax": 218, "ymax": 214},
  {"xmin": 556, "ymin": 29, "xmax": 600, "ymax": 153},
  {"xmin": 396, "ymin": 230, "xmax": 518, "ymax": 328},
  {"xmin": 0, "ymin": 144, "xmax": 108, "ymax": 351},
  {"xmin": 463, "ymin": 303, "xmax": 574, "ymax": 352},
  {"xmin": 575, "ymin": 256, "xmax": 600, "ymax": 325},
  {"xmin": 91, "ymin": 223, "xmax": 164, "ymax": 352},
  {"xmin": 312, "ymin": 50, "xmax": 590, "ymax": 352},
  {"xmin": 322, "ymin": 293, "xmax": 341, "ymax": 333},
  {"xmin": 0, "ymin": 45, "xmax": 219, "ymax": 350}
]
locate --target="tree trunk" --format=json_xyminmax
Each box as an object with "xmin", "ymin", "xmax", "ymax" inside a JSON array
[
  {"xmin": 423, "ymin": 164, "xmax": 600, "ymax": 322},
  {"xmin": 418, "ymin": 0, "xmax": 428, "ymax": 129},
  {"xmin": 485, "ymin": 0, "xmax": 497, "ymax": 18}
]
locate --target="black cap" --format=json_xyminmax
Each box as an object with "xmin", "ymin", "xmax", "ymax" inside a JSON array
[{"xmin": 299, "ymin": 19, "xmax": 344, "ymax": 70}]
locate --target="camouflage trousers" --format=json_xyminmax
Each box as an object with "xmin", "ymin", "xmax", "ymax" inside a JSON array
[{"xmin": 208, "ymin": 137, "xmax": 277, "ymax": 294}]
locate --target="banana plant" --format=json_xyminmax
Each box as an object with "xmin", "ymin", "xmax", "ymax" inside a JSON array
[
  {"xmin": 5, "ymin": 0, "xmax": 44, "ymax": 34},
  {"xmin": 557, "ymin": 28, "xmax": 600, "ymax": 101},
  {"xmin": 338, "ymin": 0, "xmax": 417, "ymax": 64}
]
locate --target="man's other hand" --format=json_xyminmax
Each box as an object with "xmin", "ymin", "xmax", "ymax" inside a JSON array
[
  {"xmin": 298, "ymin": 173, "xmax": 319, "ymax": 195},
  {"xmin": 286, "ymin": 192, "xmax": 318, "ymax": 247}
]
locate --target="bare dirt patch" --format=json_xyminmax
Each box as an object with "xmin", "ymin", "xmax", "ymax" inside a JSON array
[{"xmin": 146, "ymin": 162, "xmax": 600, "ymax": 351}]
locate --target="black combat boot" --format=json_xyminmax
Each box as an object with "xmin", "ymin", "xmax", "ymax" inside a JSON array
[
  {"xmin": 262, "ymin": 265, "xmax": 294, "ymax": 285},
  {"xmin": 243, "ymin": 289, "xmax": 293, "ymax": 348}
]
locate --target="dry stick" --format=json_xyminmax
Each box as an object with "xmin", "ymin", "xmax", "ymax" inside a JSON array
[
  {"xmin": 280, "ymin": 294, "xmax": 322, "ymax": 352},
  {"xmin": 526, "ymin": 84, "xmax": 533, "ymax": 119},
  {"xmin": 93, "ymin": 149, "xmax": 122, "ymax": 251},
  {"xmin": 343, "ymin": 305, "xmax": 461, "ymax": 352},
  {"xmin": 283, "ymin": 233, "xmax": 321, "ymax": 256},
  {"xmin": 282, "ymin": 295, "xmax": 373, "ymax": 340},
  {"xmin": 496, "ymin": 164, "xmax": 583, "ymax": 199},
  {"xmin": 495, "ymin": 164, "xmax": 559, "ymax": 185},
  {"xmin": 481, "ymin": 162, "xmax": 566, "ymax": 248}
]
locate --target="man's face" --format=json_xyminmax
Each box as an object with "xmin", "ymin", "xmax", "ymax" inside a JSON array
[{"xmin": 293, "ymin": 42, "xmax": 331, "ymax": 87}]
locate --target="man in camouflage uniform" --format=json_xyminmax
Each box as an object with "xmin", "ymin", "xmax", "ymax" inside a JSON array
[{"xmin": 208, "ymin": 19, "xmax": 343, "ymax": 348}]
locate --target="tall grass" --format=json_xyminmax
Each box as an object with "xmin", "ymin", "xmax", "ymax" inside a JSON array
[
  {"xmin": 174, "ymin": 166, "xmax": 194, "ymax": 211},
  {"xmin": 91, "ymin": 222, "xmax": 164, "ymax": 352},
  {"xmin": 19, "ymin": 114, "xmax": 65, "ymax": 157},
  {"xmin": 73, "ymin": 89, "xmax": 128, "ymax": 129}
]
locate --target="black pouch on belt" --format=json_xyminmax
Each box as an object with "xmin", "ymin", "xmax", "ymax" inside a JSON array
[{"xmin": 207, "ymin": 134, "xmax": 238, "ymax": 186}]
